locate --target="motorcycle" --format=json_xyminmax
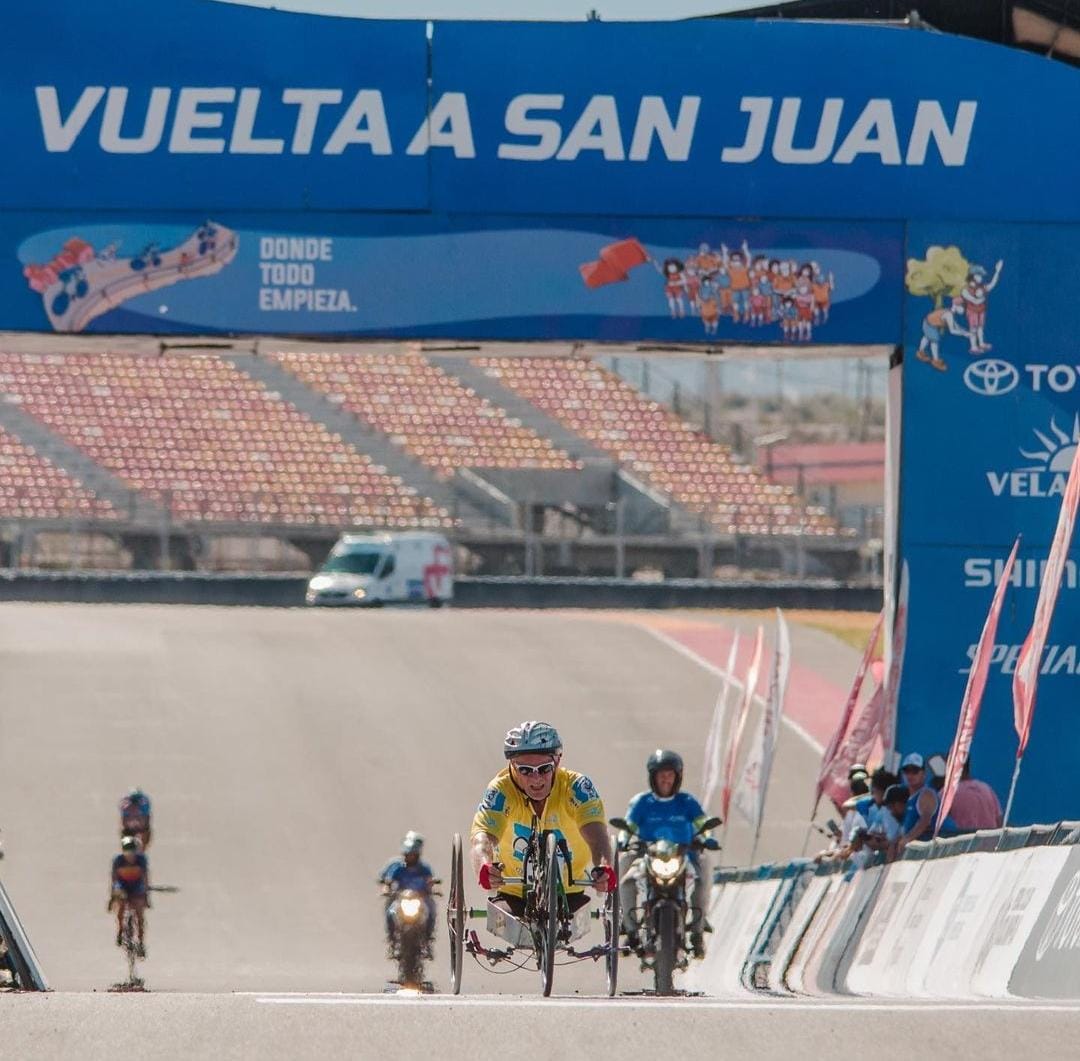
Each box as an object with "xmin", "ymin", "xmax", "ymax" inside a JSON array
[
  {"xmin": 609, "ymin": 815, "xmax": 720, "ymax": 995},
  {"xmin": 384, "ymin": 882, "xmax": 439, "ymax": 990}
]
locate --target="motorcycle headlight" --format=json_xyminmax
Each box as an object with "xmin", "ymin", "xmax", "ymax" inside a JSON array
[
  {"xmin": 399, "ymin": 897, "xmax": 423, "ymax": 919},
  {"xmin": 649, "ymin": 855, "xmax": 683, "ymax": 879}
]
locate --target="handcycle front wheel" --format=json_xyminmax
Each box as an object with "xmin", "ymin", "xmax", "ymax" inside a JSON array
[
  {"xmin": 604, "ymin": 871, "xmax": 620, "ymax": 997},
  {"xmin": 537, "ymin": 832, "xmax": 559, "ymax": 997},
  {"xmin": 447, "ymin": 833, "xmax": 466, "ymax": 995}
]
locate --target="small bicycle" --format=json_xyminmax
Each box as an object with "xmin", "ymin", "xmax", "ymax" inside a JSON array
[{"xmin": 446, "ymin": 821, "xmax": 619, "ymax": 998}]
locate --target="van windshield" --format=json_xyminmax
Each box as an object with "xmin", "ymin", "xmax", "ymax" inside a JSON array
[{"xmin": 321, "ymin": 551, "xmax": 384, "ymax": 575}]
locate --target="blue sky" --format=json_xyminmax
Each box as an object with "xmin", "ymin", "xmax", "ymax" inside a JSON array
[{"xmin": 215, "ymin": 0, "xmax": 770, "ymax": 20}]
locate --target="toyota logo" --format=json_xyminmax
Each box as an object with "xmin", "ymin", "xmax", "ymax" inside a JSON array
[{"xmin": 964, "ymin": 358, "xmax": 1019, "ymax": 396}]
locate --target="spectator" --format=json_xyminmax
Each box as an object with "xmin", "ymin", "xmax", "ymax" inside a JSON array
[
  {"xmin": 927, "ymin": 754, "xmax": 948, "ymax": 793},
  {"xmin": 899, "ymin": 752, "xmax": 958, "ymax": 849},
  {"xmin": 875, "ymin": 784, "xmax": 910, "ymax": 861},
  {"xmin": 949, "ymin": 760, "xmax": 1003, "ymax": 831},
  {"xmin": 841, "ymin": 769, "xmax": 871, "ymax": 843},
  {"xmin": 865, "ymin": 767, "xmax": 897, "ymax": 828}
]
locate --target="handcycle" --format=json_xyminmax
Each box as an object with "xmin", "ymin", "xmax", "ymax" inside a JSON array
[{"xmin": 446, "ymin": 820, "xmax": 619, "ymax": 998}]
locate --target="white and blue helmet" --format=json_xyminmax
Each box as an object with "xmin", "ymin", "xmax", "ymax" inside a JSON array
[{"xmin": 504, "ymin": 721, "xmax": 562, "ymax": 759}]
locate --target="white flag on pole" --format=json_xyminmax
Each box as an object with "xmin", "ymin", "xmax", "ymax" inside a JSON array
[
  {"xmin": 702, "ymin": 631, "xmax": 740, "ymax": 813},
  {"xmin": 734, "ymin": 610, "xmax": 791, "ymax": 837}
]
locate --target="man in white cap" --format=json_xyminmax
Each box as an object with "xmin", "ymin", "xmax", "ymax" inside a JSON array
[{"xmin": 898, "ymin": 752, "xmax": 939, "ymax": 850}]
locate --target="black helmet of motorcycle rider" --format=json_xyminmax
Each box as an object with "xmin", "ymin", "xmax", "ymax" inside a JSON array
[{"xmin": 647, "ymin": 749, "xmax": 684, "ymax": 796}]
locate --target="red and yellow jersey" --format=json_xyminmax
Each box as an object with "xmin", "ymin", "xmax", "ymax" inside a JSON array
[{"xmin": 471, "ymin": 767, "xmax": 605, "ymax": 896}]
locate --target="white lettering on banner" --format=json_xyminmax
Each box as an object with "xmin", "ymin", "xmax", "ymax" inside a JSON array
[
  {"xmin": 987, "ymin": 416, "xmax": 1080, "ymax": 499},
  {"xmin": 34, "ymin": 85, "xmax": 977, "ymax": 168},
  {"xmin": 99, "ymin": 87, "xmax": 171, "ymax": 154},
  {"xmin": 722, "ymin": 96, "xmax": 976, "ymax": 166},
  {"xmin": 960, "ymin": 643, "xmax": 1080, "ymax": 676},
  {"xmin": 967, "ymin": 360, "xmax": 1080, "ymax": 397},
  {"xmin": 964, "ymin": 557, "xmax": 1079, "ymax": 589},
  {"xmin": 1036, "ymin": 872, "xmax": 1080, "ymax": 961},
  {"xmin": 257, "ymin": 237, "xmax": 356, "ymax": 314},
  {"xmin": 406, "ymin": 92, "xmax": 475, "ymax": 158}
]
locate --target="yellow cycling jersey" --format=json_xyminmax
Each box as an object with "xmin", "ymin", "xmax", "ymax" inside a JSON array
[{"xmin": 471, "ymin": 767, "xmax": 606, "ymax": 897}]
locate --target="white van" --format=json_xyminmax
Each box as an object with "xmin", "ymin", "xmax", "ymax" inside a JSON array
[{"xmin": 305, "ymin": 532, "xmax": 453, "ymax": 607}]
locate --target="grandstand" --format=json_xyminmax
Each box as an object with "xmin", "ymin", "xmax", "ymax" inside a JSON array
[{"xmin": 0, "ymin": 347, "xmax": 854, "ymax": 577}]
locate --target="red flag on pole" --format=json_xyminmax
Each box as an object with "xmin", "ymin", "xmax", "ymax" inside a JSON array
[
  {"xmin": 1013, "ymin": 442, "xmax": 1080, "ymax": 759},
  {"xmin": 720, "ymin": 625, "xmax": 764, "ymax": 823},
  {"xmin": 819, "ymin": 684, "xmax": 887, "ymax": 813},
  {"xmin": 815, "ymin": 609, "xmax": 884, "ymax": 812},
  {"xmin": 936, "ymin": 535, "xmax": 1020, "ymax": 837}
]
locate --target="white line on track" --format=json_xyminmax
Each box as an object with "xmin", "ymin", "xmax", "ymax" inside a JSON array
[
  {"xmin": 640, "ymin": 625, "xmax": 825, "ymax": 754},
  {"xmin": 247, "ymin": 994, "xmax": 1080, "ymax": 1013}
]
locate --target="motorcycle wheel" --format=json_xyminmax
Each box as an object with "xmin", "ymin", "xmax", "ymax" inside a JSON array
[
  {"xmin": 398, "ymin": 928, "xmax": 424, "ymax": 986},
  {"xmin": 604, "ymin": 876, "xmax": 620, "ymax": 997},
  {"xmin": 654, "ymin": 904, "xmax": 677, "ymax": 996},
  {"xmin": 537, "ymin": 832, "xmax": 558, "ymax": 997},
  {"xmin": 448, "ymin": 833, "xmax": 465, "ymax": 995}
]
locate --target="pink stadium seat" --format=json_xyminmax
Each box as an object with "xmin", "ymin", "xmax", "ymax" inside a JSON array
[
  {"xmin": 476, "ymin": 356, "xmax": 837, "ymax": 537},
  {"xmin": 0, "ymin": 352, "xmax": 452, "ymax": 529},
  {"xmin": 270, "ymin": 350, "xmax": 579, "ymax": 479}
]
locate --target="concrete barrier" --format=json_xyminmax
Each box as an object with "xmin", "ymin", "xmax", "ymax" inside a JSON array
[
  {"xmin": 691, "ymin": 822, "xmax": 1080, "ymax": 1002},
  {"xmin": 0, "ymin": 570, "xmax": 882, "ymax": 610}
]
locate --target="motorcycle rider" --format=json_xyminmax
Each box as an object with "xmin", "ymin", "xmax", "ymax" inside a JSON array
[
  {"xmin": 471, "ymin": 721, "xmax": 615, "ymax": 917},
  {"xmin": 378, "ymin": 831, "xmax": 437, "ymax": 959},
  {"xmin": 619, "ymin": 749, "xmax": 713, "ymax": 959},
  {"xmin": 119, "ymin": 788, "xmax": 152, "ymax": 849}
]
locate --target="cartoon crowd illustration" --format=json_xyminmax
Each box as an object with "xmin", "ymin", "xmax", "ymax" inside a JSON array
[
  {"xmin": 905, "ymin": 245, "xmax": 1003, "ymax": 372},
  {"xmin": 580, "ymin": 236, "xmax": 835, "ymax": 341}
]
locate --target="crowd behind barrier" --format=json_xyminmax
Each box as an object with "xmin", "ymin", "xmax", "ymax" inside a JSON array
[{"xmin": 685, "ymin": 820, "xmax": 1080, "ymax": 1000}]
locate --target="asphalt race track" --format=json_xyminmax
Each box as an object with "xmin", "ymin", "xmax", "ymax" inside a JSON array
[{"xmin": 2, "ymin": 603, "xmax": 1078, "ymax": 1058}]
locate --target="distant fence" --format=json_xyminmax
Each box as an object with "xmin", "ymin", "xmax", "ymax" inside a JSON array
[
  {"xmin": 688, "ymin": 821, "xmax": 1080, "ymax": 1000},
  {"xmin": 0, "ymin": 571, "xmax": 881, "ymax": 610}
]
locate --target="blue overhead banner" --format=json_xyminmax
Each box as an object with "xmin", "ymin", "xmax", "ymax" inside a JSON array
[
  {"xmin": 898, "ymin": 223, "xmax": 1080, "ymax": 826},
  {"xmin": 10, "ymin": 215, "xmax": 902, "ymax": 340},
  {"xmin": 1, "ymin": 1, "xmax": 1079, "ymax": 221}
]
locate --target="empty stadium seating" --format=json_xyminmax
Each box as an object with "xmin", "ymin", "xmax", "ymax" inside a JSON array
[
  {"xmin": 476, "ymin": 356, "xmax": 836, "ymax": 536},
  {"xmin": 271, "ymin": 350, "xmax": 578, "ymax": 477},
  {"xmin": 0, "ymin": 352, "xmax": 451, "ymax": 529},
  {"xmin": 0, "ymin": 424, "xmax": 116, "ymax": 522}
]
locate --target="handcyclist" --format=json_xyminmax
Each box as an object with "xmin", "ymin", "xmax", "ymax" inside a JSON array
[
  {"xmin": 470, "ymin": 721, "xmax": 615, "ymax": 918},
  {"xmin": 378, "ymin": 830, "xmax": 437, "ymax": 959},
  {"xmin": 108, "ymin": 834, "xmax": 149, "ymax": 957},
  {"xmin": 618, "ymin": 749, "xmax": 714, "ymax": 959},
  {"xmin": 119, "ymin": 788, "xmax": 152, "ymax": 849}
]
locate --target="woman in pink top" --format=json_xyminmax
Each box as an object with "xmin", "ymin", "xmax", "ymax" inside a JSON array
[{"xmin": 949, "ymin": 760, "xmax": 1003, "ymax": 831}]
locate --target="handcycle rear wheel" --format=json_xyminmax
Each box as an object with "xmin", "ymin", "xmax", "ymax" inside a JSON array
[
  {"xmin": 537, "ymin": 832, "xmax": 559, "ymax": 997},
  {"xmin": 447, "ymin": 833, "xmax": 466, "ymax": 995}
]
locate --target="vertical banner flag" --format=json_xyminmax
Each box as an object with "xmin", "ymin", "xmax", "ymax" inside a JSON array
[
  {"xmin": 936, "ymin": 535, "xmax": 1020, "ymax": 837},
  {"xmin": 820, "ymin": 684, "xmax": 887, "ymax": 812},
  {"xmin": 1013, "ymin": 443, "xmax": 1080, "ymax": 759},
  {"xmin": 880, "ymin": 561, "xmax": 909, "ymax": 769},
  {"xmin": 815, "ymin": 609, "xmax": 885, "ymax": 813},
  {"xmin": 720, "ymin": 625, "xmax": 764, "ymax": 823},
  {"xmin": 702, "ymin": 631, "xmax": 740, "ymax": 813},
  {"xmin": 735, "ymin": 611, "xmax": 791, "ymax": 838}
]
